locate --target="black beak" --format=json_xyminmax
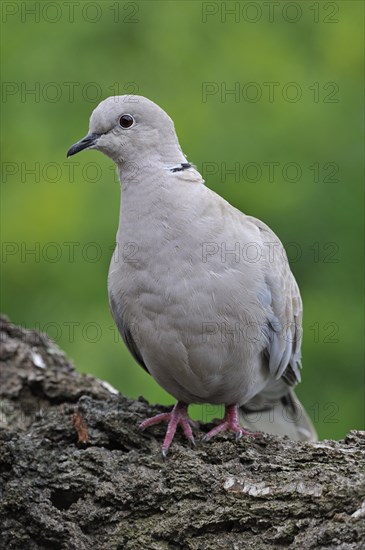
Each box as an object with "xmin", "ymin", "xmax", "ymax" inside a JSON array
[{"xmin": 66, "ymin": 133, "xmax": 100, "ymax": 157}]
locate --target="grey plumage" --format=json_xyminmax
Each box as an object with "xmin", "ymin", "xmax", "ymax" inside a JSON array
[{"xmin": 67, "ymin": 95, "xmax": 317, "ymax": 448}]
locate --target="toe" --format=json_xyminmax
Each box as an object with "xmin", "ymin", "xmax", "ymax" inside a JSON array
[
  {"xmin": 203, "ymin": 421, "xmax": 228, "ymax": 442},
  {"xmin": 139, "ymin": 412, "xmax": 171, "ymax": 430},
  {"xmin": 180, "ymin": 418, "xmax": 195, "ymax": 443}
]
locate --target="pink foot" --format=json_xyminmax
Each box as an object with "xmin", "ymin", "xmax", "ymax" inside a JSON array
[
  {"xmin": 203, "ymin": 404, "xmax": 260, "ymax": 442},
  {"xmin": 140, "ymin": 401, "xmax": 195, "ymax": 457}
]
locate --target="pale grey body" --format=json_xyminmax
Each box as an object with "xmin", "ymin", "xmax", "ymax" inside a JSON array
[
  {"xmin": 69, "ymin": 96, "xmax": 316, "ymax": 442},
  {"xmin": 109, "ymin": 166, "xmax": 299, "ymax": 406}
]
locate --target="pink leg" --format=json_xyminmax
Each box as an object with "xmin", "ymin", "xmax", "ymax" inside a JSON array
[
  {"xmin": 203, "ymin": 404, "xmax": 260, "ymax": 442},
  {"xmin": 140, "ymin": 401, "xmax": 195, "ymax": 457}
]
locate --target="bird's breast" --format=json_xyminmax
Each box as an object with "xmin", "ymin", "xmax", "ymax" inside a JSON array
[{"xmin": 108, "ymin": 230, "xmax": 269, "ymax": 405}]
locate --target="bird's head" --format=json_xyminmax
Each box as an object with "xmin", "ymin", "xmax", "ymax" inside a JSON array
[{"xmin": 67, "ymin": 95, "xmax": 185, "ymax": 167}]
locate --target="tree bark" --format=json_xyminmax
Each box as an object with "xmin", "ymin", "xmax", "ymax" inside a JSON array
[{"xmin": 0, "ymin": 315, "xmax": 364, "ymax": 549}]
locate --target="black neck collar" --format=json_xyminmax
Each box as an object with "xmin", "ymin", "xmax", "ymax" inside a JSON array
[{"xmin": 170, "ymin": 163, "xmax": 192, "ymax": 173}]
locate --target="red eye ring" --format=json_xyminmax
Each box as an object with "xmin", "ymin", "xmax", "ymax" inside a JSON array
[{"xmin": 119, "ymin": 114, "xmax": 134, "ymax": 128}]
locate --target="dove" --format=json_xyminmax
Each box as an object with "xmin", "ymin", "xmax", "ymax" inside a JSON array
[{"xmin": 67, "ymin": 95, "xmax": 317, "ymax": 456}]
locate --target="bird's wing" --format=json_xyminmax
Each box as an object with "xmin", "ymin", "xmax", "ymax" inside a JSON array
[
  {"xmin": 246, "ymin": 215, "xmax": 303, "ymax": 387},
  {"xmin": 109, "ymin": 293, "xmax": 149, "ymax": 374}
]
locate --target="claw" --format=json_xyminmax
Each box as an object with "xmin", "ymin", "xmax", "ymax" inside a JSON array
[
  {"xmin": 140, "ymin": 402, "xmax": 195, "ymax": 456},
  {"xmin": 204, "ymin": 404, "xmax": 260, "ymax": 442}
]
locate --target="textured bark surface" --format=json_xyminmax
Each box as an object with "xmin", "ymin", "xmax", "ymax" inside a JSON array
[{"xmin": 0, "ymin": 315, "xmax": 364, "ymax": 549}]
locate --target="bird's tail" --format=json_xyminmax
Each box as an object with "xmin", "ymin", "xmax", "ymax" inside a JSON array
[{"xmin": 239, "ymin": 389, "xmax": 317, "ymax": 442}]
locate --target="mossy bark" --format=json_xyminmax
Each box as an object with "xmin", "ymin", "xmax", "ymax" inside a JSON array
[{"xmin": 0, "ymin": 315, "xmax": 364, "ymax": 549}]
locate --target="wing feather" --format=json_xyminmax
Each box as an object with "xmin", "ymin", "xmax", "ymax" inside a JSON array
[
  {"xmin": 109, "ymin": 293, "xmax": 149, "ymax": 374},
  {"xmin": 247, "ymin": 215, "xmax": 303, "ymax": 387}
]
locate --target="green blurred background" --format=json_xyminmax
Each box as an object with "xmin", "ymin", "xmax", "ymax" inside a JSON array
[{"xmin": 1, "ymin": 1, "xmax": 363, "ymax": 439}]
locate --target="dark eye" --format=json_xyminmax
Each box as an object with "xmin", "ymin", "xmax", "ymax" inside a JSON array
[{"xmin": 119, "ymin": 114, "xmax": 134, "ymax": 128}]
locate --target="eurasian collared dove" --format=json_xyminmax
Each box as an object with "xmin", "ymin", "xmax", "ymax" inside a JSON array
[{"xmin": 67, "ymin": 95, "xmax": 317, "ymax": 455}]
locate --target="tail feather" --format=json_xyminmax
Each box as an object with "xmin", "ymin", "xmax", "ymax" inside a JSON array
[{"xmin": 239, "ymin": 390, "xmax": 317, "ymax": 442}]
